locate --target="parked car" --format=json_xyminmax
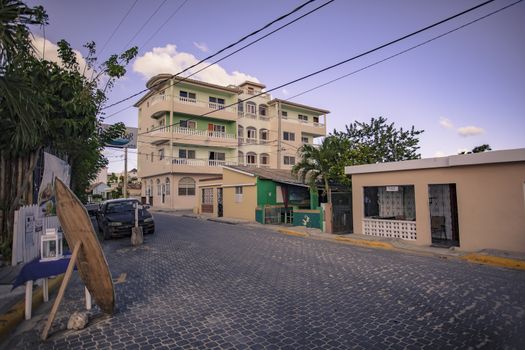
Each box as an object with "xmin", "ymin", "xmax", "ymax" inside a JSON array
[
  {"xmin": 84, "ymin": 202, "xmax": 100, "ymax": 217},
  {"xmin": 96, "ymin": 199, "xmax": 155, "ymax": 240}
]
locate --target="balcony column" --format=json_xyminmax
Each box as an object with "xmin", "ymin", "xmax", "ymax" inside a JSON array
[{"xmin": 170, "ymin": 78, "xmax": 174, "ymax": 209}]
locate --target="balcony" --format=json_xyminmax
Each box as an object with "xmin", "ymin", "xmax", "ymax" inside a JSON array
[
  {"xmin": 148, "ymin": 126, "xmax": 237, "ymax": 148},
  {"xmin": 144, "ymin": 94, "xmax": 238, "ymax": 121},
  {"xmin": 282, "ymin": 118, "xmax": 326, "ymax": 137},
  {"xmin": 171, "ymin": 158, "xmax": 237, "ymax": 167}
]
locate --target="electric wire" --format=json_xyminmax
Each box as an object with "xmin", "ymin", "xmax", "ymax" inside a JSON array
[
  {"xmin": 102, "ymin": 0, "xmax": 320, "ymax": 110},
  {"xmin": 121, "ymin": 0, "xmax": 169, "ymax": 52},
  {"xmin": 99, "ymin": 0, "xmax": 139, "ymax": 56}
]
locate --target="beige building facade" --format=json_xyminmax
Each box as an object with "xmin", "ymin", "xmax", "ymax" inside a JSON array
[
  {"xmin": 345, "ymin": 149, "xmax": 525, "ymax": 253},
  {"xmin": 135, "ymin": 75, "xmax": 328, "ymax": 210}
]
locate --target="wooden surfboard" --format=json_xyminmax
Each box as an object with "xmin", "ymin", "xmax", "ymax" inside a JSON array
[{"xmin": 54, "ymin": 178, "xmax": 115, "ymax": 314}]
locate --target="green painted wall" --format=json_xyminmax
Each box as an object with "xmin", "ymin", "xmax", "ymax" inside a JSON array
[
  {"xmin": 176, "ymin": 83, "xmax": 237, "ymax": 106},
  {"xmin": 257, "ymin": 179, "xmax": 277, "ymax": 206},
  {"xmin": 172, "ymin": 113, "xmax": 236, "ymax": 135},
  {"xmin": 310, "ymin": 189, "xmax": 319, "ymax": 209},
  {"xmin": 255, "ymin": 208, "xmax": 264, "ymax": 224},
  {"xmin": 293, "ymin": 210, "xmax": 322, "ymax": 229}
]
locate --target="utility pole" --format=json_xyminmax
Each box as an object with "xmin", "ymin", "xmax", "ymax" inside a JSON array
[{"xmin": 123, "ymin": 147, "xmax": 128, "ymax": 198}]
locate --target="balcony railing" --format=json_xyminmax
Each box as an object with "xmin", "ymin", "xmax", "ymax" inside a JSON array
[
  {"xmin": 151, "ymin": 126, "xmax": 236, "ymax": 140},
  {"xmin": 171, "ymin": 158, "xmax": 238, "ymax": 167},
  {"xmin": 149, "ymin": 94, "xmax": 237, "ymax": 113}
]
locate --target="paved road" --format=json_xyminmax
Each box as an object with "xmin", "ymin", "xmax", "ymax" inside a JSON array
[{"xmin": 5, "ymin": 213, "xmax": 525, "ymax": 349}]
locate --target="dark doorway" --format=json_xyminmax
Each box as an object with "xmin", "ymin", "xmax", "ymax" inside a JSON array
[
  {"xmin": 217, "ymin": 188, "xmax": 223, "ymax": 217},
  {"xmin": 429, "ymin": 184, "xmax": 460, "ymax": 247},
  {"xmin": 331, "ymin": 192, "xmax": 353, "ymax": 233}
]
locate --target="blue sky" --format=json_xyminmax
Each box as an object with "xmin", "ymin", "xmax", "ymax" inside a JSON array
[{"xmin": 26, "ymin": 0, "xmax": 525, "ymax": 172}]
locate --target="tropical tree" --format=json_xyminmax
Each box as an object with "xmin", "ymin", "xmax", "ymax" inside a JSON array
[
  {"xmin": 0, "ymin": 0, "xmax": 137, "ymax": 256},
  {"xmin": 292, "ymin": 135, "xmax": 357, "ymax": 204},
  {"xmin": 333, "ymin": 116, "xmax": 424, "ymax": 163},
  {"xmin": 459, "ymin": 144, "xmax": 492, "ymax": 154}
]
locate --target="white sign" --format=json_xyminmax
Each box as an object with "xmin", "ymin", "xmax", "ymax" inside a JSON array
[
  {"xmin": 37, "ymin": 153, "xmax": 71, "ymax": 217},
  {"xmin": 386, "ymin": 186, "xmax": 399, "ymax": 192}
]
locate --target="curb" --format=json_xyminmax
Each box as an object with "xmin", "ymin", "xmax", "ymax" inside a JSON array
[
  {"xmin": 0, "ymin": 274, "xmax": 64, "ymax": 342},
  {"xmin": 277, "ymin": 228, "xmax": 308, "ymax": 238},
  {"xmin": 334, "ymin": 236, "xmax": 394, "ymax": 250},
  {"xmin": 461, "ymin": 254, "xmax": 525, "ymax": 270}
]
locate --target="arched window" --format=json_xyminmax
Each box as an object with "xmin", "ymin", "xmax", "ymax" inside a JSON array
[
  {"xmin": 238, "ymin": 151, "xmax": 244, "ymax": 165},
  {"xmin": 259, "ymin": 128, "xmax": 269, "ymax": 143},
  {"xmin": 178, "ymin": 177, "xmax": 195, "ymax": 196},
  {"xmin": 246, "ymin": 152, "xmax": 257, "ymax": 166},
  {"xmin": 246, "ymin": 101, "xmax": 256, "ymax": 116},
  {"xmin": 246, "ymin": 127, "xmax": 257, "ymax": 144},
  {"xmin": 260, "ymin": 153, "xmax": 269, "ymax": 166},
  {"xmin": 165, "ymin": 177, "xmax": 170, "ymax": 195},
  {"xmin": 258, "ymin": 104, "xmax": 267, "ymax": 117},
  {"xmin": 156, "ymin": 179, "xmax": 161, "ymax": 196}
]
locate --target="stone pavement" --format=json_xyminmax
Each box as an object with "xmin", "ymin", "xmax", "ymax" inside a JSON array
[{"xmin": 2, "ymin": 213, "xmax": 525, "ymax": 349}]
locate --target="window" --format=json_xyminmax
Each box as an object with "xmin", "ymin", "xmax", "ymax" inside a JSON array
[
  {"xmin": 209, "ymin": 152, "xmax": 225, "ymax": 162},
  {"xmin": 283, "ymin": 132, "xmax": 295, "ymax": 141},
  {"xmin": 284, "ymin": 156, "xmax": 295, "ymax": 165},
  {"xmin": 146, "ymin": 153, "xmax": 149, "ymax": 161},
  {"xmin": 247, "ymin": 87, "xmax": 254, "ymax": 95},
  {"xmin": 237, "ymin": 125, "xmax": 244, "ymax": 138},
  {"xmin": 237, "ymin": 99, "xmax": 244, "ymax": 114},
  {"xmin": 159, "ymin": 149, "xmax": 164, "ymax": 160},
  {"xmin": 298, "ymin": 114, "xmax": 308, "ymax": 122},
  {"xmin": 313, "ymin": 116, "xmax": 319, "ymax": 123},
  {"xmin": 179, "ymin": 177, "xmax": 196, "ymax": 196},
  {"xmin": 202, "ymin": 188, "xmax": 213, "ymax": 204},
  {"xmin": 364, "ymin": 185, "xmax": 416, "ymax": 221},
  {"xmin": 246, "ymin": 127, "xmax": 257, "ymax": 143},
  {"xmin": 260, "ymin": 153, "xmax": 269, "ymax": 165},
  {"xmin": 213, "ymin": 124, "xmax": 225, "ymax": 133},
  {"xmin": 179, "ymin": 90, "xmax": 196, "ymax": 101},
  {"xmin": 281, "ymin": 110, "xmax": 288, "ymax": 118},
  {"xmin": 151, "ymin": 152, "xmax": 154, "ymax": 162},
  {"xmin": 179, "ymin": 149, "xmax": 196, "ymax": 159},
  {"xmin": 247, "ymin": 152, "xmax": 257, "ymax": 165},
  {"xmin": 259, "ymin": 104, "xmax": 267, "ymax": 116},
  {"xmin": 209, "ymin": 96, "xmax": 225, "ymax": 109},
  {"xmin": 301, "ymin": 136, "xmax": 309, "ymax": 144},
  {"xmin": 156, "ymin": 179, "xmax": 161, "ymax": 195},
  {"xmin": 165, "ymin": 178, "xmax": 170, "ymax": 195},
  {"xmin": 259, "ymin": 129, "xmax": 269, "ymax": 143},
  {"xmin": 180, "ymin": 120, "xmax": 196, "ymax": 129},
  {"xmin": 235, "ymin": 186, "xmax": 243, "ymax": 202},
  {"xmin": 246, "ymin": 101, "xmax": 256, "ymax": 115}
]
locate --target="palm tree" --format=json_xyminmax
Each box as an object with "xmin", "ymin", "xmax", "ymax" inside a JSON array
[{"xmin": 292, "ymin": 135, "xmax": 351, "ymax": 204}]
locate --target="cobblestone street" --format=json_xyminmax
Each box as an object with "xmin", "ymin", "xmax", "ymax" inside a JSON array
[{"xmin": 5, "ymin": 213, "xmax": 525, "ymax": 349}]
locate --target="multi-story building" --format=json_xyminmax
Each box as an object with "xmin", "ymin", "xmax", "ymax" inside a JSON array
[{"xmin": 135, "ymin": 74, "xmax": 329, "ymax": 210}]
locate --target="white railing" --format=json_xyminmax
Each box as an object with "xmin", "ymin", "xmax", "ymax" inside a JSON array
[
  {"xmin": 259, "ymin": 115, "xmax": 270, "ymax": 121},
  {"xmin": 171, "ymin": 158, "xmax": 238, "ymax": 167},
  {"xmin": 246, "ymin": 138, "xmax": 257, "ymax": 144},
  {"xmin": 150, "ymin": 94, "xmax": 168, "ymax": 106},
  {"xmin": 363, "ymin": 218, "xmax": 417, "ymax": 241},
  {"xmin": 151, "ymin": 126, "xmax": 236, "ymax": 140},
  {"xmin": 178, "ymin": 96, "xmax": 237, "ymax": 113}
]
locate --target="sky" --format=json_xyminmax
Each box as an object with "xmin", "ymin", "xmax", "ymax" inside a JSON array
[{"xmin": 26, "ymin": 0, "xmax": 525, "ymax": 173}]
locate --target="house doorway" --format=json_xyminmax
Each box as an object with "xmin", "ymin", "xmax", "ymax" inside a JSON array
[
  {"xmin": 428, "ymin": 184, "xmax": 459, "ymax": 247},
  {"xmin": 217, "ymin": 188, "xmax": 223, "ymax": 217},
  {"xmin": 331, "ymin": 192, "xmax": 353, "ymax": 233}
]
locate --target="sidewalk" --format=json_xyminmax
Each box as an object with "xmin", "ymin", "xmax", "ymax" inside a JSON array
[{"xmin": 172, "ymin": 211, "xmax": 525, "ymax": 270}]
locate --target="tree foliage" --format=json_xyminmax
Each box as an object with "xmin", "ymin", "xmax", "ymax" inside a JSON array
[
  {"xmin": 333, "ymin": 116, "xmax": 424, "ymax": 164},
  {"xmin": 459, "ymin": 144, "xmax": 492, "ymax": 154}
]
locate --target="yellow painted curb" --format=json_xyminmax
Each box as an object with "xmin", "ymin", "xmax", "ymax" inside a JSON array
[
  {"xmin": 335, "ymin": 237, "xmax": 394, "ymax": 250},
  {"xmin": 0, "ymin": 274, "xmax": 64, "ymax": 342},
  {"xmin": 461, "ymin": 254, "xmax": 525, "ymax": 270},
  {"xmin": 277, "ymin": 229, "xmax": 308, "ymax": 238}
]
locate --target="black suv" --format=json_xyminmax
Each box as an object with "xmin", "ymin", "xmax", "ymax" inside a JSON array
[{"xmin": 96, "ymin": 199, "xmax": 155, "ymax": 239}]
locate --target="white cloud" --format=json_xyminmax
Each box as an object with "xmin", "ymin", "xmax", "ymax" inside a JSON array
[
  {"xmin": 31, "ymin": 35, "xmax": 93, "ymax": 77},
  {"xmin": 434, "ymin": 151, "xmax": 446, "ymax": 157},
  {"xmin": 439, "ymin": 117, "xmax": 453, "ymax": 129},
  {"xmin": 193, "ymin": 42, "xmax": 209, "ymax": 53},
  {"xmin": 133, "ymin": 44, "xmax": 259, "ymax": 86},
  {"xmin": 282, "ymin": 88, "xmax": 289, "ymax": 96},
  {"xmin": 457, "ymin": 126, "xmax": 485, "ymax": 137}
]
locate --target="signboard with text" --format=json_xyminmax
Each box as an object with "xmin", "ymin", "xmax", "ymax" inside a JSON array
[{"xmin": 102, "ymin": 124, "xmax": 138, "ymax": 149}]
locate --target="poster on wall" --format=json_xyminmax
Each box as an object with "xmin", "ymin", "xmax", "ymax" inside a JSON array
[{"xmin": 37, "ymin": 152, "xmax": 71, "ymax": 217}]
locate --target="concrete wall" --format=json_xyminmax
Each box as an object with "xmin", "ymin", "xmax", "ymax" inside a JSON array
[
  {"xmin": 351, "ymin": 162, "xmax": 525, "ymax": 253},
  {"xmin": 222, "ymin": 168, "xmax": 257, "ymax": 221}
]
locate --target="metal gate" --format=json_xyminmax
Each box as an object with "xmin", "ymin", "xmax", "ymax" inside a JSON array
[{"xmin": 331, "ymin": 192, "xmax": 353, "ymax": 233}]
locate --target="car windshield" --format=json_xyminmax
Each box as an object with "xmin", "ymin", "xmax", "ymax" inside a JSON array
[{"xmin": 106, "ymin": 201, "xmax": 136, "ymax": 213}]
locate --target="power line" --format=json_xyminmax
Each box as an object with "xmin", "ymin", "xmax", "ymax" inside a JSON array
[
  {"xmin": 121, "ymin": 0, "xmax": 169, "ymax": 52},
  {"xmin": 102, "ymin": 0, "xmax": 320, "ymax": 111},
  {"xmin": 139, "ymin": 0, "xmax": 191, "ymax": 50},
  {"xmin": 287, "ymin": 0, "xmax": 523, "ymax": 101},
  {"xmin": 99, "ymin": 0, "xmax": 139, "ymax": 56},
  {"xmin": 135, "ymin": 0, "xmax": 497, "ymax": 137}
]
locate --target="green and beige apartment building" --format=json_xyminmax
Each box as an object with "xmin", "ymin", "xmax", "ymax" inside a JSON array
[{"xmin": 135, "ymin": 74, "xmax": 329, "ymax": 210}]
